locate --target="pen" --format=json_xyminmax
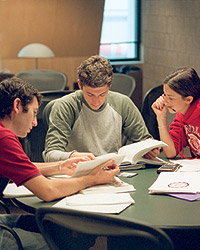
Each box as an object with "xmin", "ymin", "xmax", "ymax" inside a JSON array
[{"xmin": 102, "ymin": 165, "xmax": 115, "ymax": 170}]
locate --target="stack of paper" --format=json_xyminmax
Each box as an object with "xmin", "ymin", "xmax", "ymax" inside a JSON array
[
  {"xmin": 3, "ymin": 183, "xmax": 33, "ymax": 198},
  {"xmin": 53, "ymin": 193, "xmax": 135, "ymax": 214},
  {"xmin": 80, "ymin": 177, "xmax": 135, "ymax": 195},
  {"xmin": 170, "ymin": 159, "xmax": 200, "ymax": 172},
  {"xmin": 148, "ymin": 172, "xmax": 200, "ymax": 194},
  {"xmin": 163, "ymin": 159, "xmax": 200, "ymax": 201}
]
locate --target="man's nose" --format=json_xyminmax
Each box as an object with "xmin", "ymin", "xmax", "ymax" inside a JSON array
[
  {"xmin": 33, "ymin": 117, "xmax": 38, "ymax": 127},
  {"xmin": 92, "ymin": 96, "xmax": 100, "ymax": 104}
]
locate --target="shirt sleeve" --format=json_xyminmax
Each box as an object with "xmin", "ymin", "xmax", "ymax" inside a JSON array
[
  {"xmin": 43, "ymin": 150, "xmax": 71, "ymax": 162},
  {"xmin": 0, "ymin": 133, "xmax": 41, "ymax": 186},
  {"xmin": 44, "ymin": 95, "xmax": 78, "ymax": 161},
  {"xmin": 169, "ymin": 113, "xmax": 188, "ymax": 156}
]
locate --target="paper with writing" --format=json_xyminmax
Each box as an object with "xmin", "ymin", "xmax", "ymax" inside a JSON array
[{"xmin": 149, "ymin": 172, "xmax": 200, "ymax": 194}]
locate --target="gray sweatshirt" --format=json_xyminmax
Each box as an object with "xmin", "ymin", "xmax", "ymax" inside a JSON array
[{"xmin": 43, "ymin": 90, "xmax": 151, "ymax": 162}]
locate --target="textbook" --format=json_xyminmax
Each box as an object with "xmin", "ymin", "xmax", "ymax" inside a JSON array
[
  {"xmin": 72, "ymin": 139, "xmax": 168, "ymax": 177},
  {"xmin": 118, "ymin": 138, "xmax": 168, "ymax": 168}
]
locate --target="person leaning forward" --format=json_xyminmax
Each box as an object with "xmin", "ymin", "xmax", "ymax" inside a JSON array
[
  {"xmin": 0, "ymin": 77, "xmax": 119, "ymax": 250},
  {"xmin": 43, "ymin": 55, "xmax": 160, "ymax": 162}
]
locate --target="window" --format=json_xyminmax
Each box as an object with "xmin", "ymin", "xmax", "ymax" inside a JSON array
[{"xmin": 99, "ymin": 0, "xmax": 140, "ymax": 61}]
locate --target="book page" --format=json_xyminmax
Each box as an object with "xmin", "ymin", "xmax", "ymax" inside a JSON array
[
  {"xmin": 118, "ymin": 139, "xmax": 168, "ymax": 164},
  {"xmin": 72, "ymin": 153, "xmax": 125, "ymax": 178}
]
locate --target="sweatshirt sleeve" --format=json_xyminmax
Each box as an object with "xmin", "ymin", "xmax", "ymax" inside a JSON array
[
  {"xmin": 44, "ymin": 93, "xmax": 80, "ymax": 162},
  {"xmin": 169, "ymin": 113, "xmax": 188, "ymax": 156}
]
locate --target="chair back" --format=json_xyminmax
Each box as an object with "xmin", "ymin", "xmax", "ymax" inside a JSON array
[
  {"xmin": 110, "ymin": 73, "xmax": 136, "ymax": 97},
  {"xmin": 0, "ymin": 177, "xmax": 9, "ymax": 195},
  {"xmin": 19, "ymin": 91, "xmax": 71, "ymax": 162},
  {"xmin": 141, "ymin": 85, "xmax": 176, "ymax": 140},
  {"xmin": 42, "ymin": 99, "xmax": 58, "ymax": 130},
  {"xmin": 15, "ymin": 69, "xmax": 68, "ymax": 92},
  {"xmin": 36, "ymin": 207, "xmax": 174, "ymax": 250},
  {"xmin": 0, "ymin": 224, "xmax": 23, "ymax": 249},
  {"xmin": 0, "ymin": 177, "xmax": 10, "ymax": 214}
]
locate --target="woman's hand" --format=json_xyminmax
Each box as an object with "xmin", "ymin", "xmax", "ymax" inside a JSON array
[{"xmin": 151, "ymin": 94, "xmax": 167, "ymax": 118}]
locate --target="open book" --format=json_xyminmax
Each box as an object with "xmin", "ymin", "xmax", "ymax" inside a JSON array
[
  {"xmin": 118, "ymin": 138, "xmax": 168, "ymax": 168},
  {"xmin": 72, "ymin": 139, "xmax": 167, "ymax": 177}
]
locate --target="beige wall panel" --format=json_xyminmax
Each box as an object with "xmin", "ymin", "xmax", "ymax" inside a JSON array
[
  {"xmin": 0, "ymin": 0, "xmax": 104, "ymax": 89},
  {"xmin": 3, "ymin": 56, "xmax": 88, "ymax": 89}
]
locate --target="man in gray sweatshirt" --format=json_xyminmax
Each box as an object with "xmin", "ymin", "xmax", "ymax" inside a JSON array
[{"xmin": 44, "ymin": 55, "xmax": 159, "ymax": 162}]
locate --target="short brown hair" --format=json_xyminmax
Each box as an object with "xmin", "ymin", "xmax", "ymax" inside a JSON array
[
  {"xmin": 0, "ymin": 77, "xmax": 42, "ymax": 119},
  {"xmin": 77, "ymin": 55, "xmax": 113, "ymax": 88}
]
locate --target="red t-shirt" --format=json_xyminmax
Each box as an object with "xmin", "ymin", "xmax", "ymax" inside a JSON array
[{"xmin": 0, "ymin": 121, "xmax": 41, "ymax": 186}]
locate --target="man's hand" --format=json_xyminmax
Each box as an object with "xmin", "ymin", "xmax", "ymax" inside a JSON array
[
  {"xmin": 144, "ymin": 147, "xmax": 161, "ymax": 160},
  {"xmin": 60, "ymin": 156, "xmax": 91, "ymax": 176},
  {"xmin": 89, "ymin": 159, "xmax": 120, "ymax": 185}
]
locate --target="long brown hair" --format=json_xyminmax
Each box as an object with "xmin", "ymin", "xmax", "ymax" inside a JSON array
[{"xmin": 164, "ymin": 67, "xmax": 200, "ymax": 102}]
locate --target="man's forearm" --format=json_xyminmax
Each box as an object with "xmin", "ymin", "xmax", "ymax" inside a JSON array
[{"xmin": 34, "ymin": 161, "xmax": 62, "ymax": 176}]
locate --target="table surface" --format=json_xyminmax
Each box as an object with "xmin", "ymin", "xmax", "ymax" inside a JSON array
[{"xmin": 13, "ymin": 167, "xmax": 200, "ymax": 230}]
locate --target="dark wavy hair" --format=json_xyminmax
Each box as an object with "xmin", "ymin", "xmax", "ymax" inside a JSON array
[
  {"xmin": 77, "ymin": 55, "xmax": 113, "ymax": 88},
  {"xmin": 0, "ymin": 77, "xmax": 42, "ymax": 119},
  {"xmin": 163, "ymin": 67, "xmax": 200, "ymax": 102}
]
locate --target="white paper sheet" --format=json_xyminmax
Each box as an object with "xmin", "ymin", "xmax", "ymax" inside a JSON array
[
  {"xmin": 72, "ymin": 153, "xmax": 125, "ymax": 177},
  {"xmin": 53, "ymin": 193, "xmax": 135, "ymax": 214},
  {"xmin": 80, "ymin": 177, "xmax": 135, "ymax": 194},
  {"xmin": 3, "ymin": 183, "xmax": 33, "ymax": 198},
  {"xmin": 149, "ymin": 172, "xmax": 200, "ymax": 194},
  {"xmin": 170, "ymin": 159, "xmax": 200, "ymax": 172}
]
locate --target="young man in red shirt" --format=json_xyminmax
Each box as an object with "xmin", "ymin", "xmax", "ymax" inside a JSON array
[{"xmin": 0, "ymin": 77, "xmax": 119, "ymax": 249}]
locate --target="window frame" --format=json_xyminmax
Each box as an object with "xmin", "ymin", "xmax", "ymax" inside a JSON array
[{"xmin": 99, "ymin": 0, "xmax": 141, "ymax": 63}]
